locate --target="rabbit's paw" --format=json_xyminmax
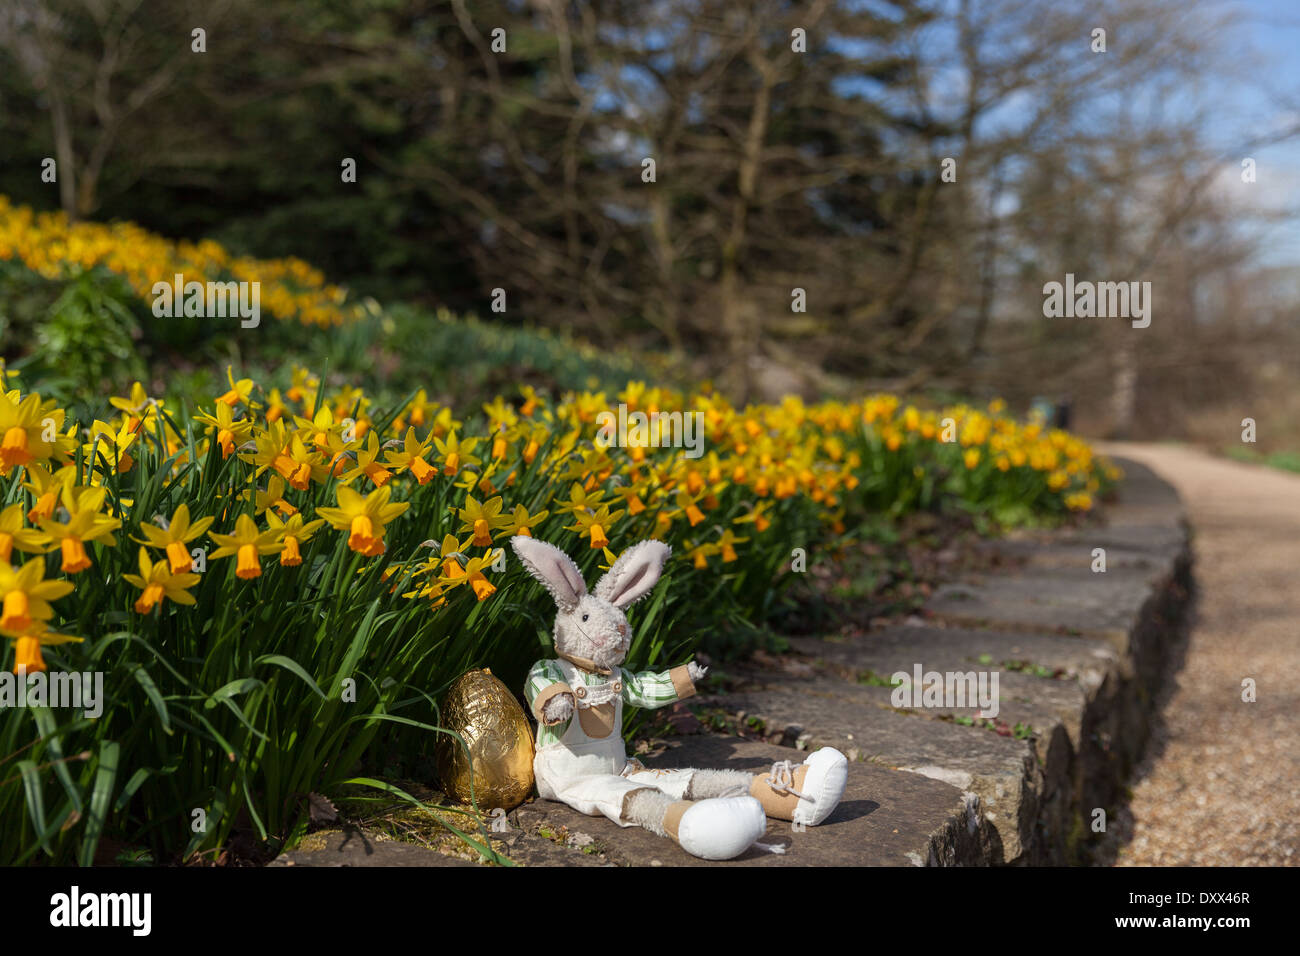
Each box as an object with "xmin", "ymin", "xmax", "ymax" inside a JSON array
[
  {"xmin": 542, "ymin": 692, "xmax": 575, "ymax": 725},
  {"xmin": 687, "ymin": 661, "xmax": 709, "ymax": 682}
]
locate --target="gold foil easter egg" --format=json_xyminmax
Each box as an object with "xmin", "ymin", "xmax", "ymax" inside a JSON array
[{"xmin": 435, "ymin": 668, "xmax": 535, "ymax": 810}]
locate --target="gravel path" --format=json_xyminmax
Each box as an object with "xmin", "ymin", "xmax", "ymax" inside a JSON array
[{"xmin": 1098, "ymin": 442, "xmax": 1299, "ymax": 866}]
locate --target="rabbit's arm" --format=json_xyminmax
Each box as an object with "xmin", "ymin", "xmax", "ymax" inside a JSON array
[
  {"xmin": 525, "ymin": 659, "xmax": 575, "ymax": 726},
  {"xmin": 619, "ymin": 662, "xmax": 702, "ymax": 710}
]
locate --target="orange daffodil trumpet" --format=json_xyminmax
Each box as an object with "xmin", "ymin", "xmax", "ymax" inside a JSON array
[
  {"xmin": 208, "ymin": 513, "xmax": 285, "ymax": 579},
  {"xmin": 382, "ymin": 427, "xmax": 437, "ymax": 484},
  {"xmin": 433, "ymin": 534, "xmax": 499, "ymax": 601},
  {"xmin": 0, "ymin": 390, "xmax": 71, "ymax": 476},
  {"xmin": 38, "ymin": 485, "xmax": 121, "ymax": 574},
  {"xmin": 134, "ymin": 504, "xmax": 214, "ymax": 574},
  {"xmin": 124, "ymin": 547, "xmax": 200, "ymax": 614},
  {"xmin": 458, "ymin": 495, "xmax": 510, "ymax": 547},
  {"xmin": 0, "ymin": 503, "xmax": 51, "ymax": 564},
  {"xmin": 265, "ymin": 511, "xmax": 326, "ymax": 566},
  {"xmin": 195, "ymin": 401, "xmax": 254, "ymax": 459},
  {"xmin": 0, "ymin": 558, "xmax": 77, "ymax": 673},
  {"xmin": 316, "ymin": 485, "xmax": 409, "ymax": 557}
]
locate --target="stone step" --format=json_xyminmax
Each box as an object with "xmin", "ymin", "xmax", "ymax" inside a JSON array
[
  {"xmin": 923, "ymin": 567, "xmax": 1164, "ymax": 648},
  {"xmin": 269, "ymin": 829, "xmax": 478, "ymax": 867},
  {"xmin": 704, "ymin": 683, "xmax": 1041, "ymax": 863},
  {"xmin": 782, "ymin": 624, "xmax": 1113, "ymax": 750},
  {"xmin": 508, "ymin": 734, "xmax": 985, "ymax": 866}
]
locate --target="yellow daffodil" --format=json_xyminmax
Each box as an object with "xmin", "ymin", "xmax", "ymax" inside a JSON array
[
  {"xmin": 124, "ymin": 547, "xmax": 200, "ymax": 613},
  {"xmin": 567, "ymin": 504, "xmax": 623, "ymax": 550},
  {"xmin": 195, "ymin": 401, "xmax": 254, "ymax": 459},
  {"xmin": 457, "ymin": 495, "xmax": 510, "ymax": 547},
  {"xmin": 265, "ymin": 511, "xmax": 325, "ymax": 566},
  {"xmin": 0, "ymin": 502, "xmax": 51, "ymax": 563},
  {"xmin": 316, "ymin": 485, "xmax": 409, "ymax": 556},
  {"xmin": 339, "ymin": 431, "xmax": 392, "ymax": 487},
  {"xmin": 431, "ymin": 430, "xmax": 480, "ymax": 476},
  {"xmin": 82, "ymin": 419, "xmax": 139, "ymax": 475},
  {"xmin": 208, "ymin": 513, "xmax": 284, "ymax": 579},
  {"xmin": 133, "ymin": 503, "xmax": 214, "ymax": 574},
  {"xmin": 382, "ymin": 427, "xmax": 436, "ymax": 484},
  {"xmin": 217, "ymin": 367, "xmax": 257, "ymax": 408},
  {"xmin": 438, "ymin": 546, "xmax": 500, "ymax": 601},
  {"xmin": 38, "ymin": 486, "xmax": 121, "ymax": 573},
  {"xmin": 501, "ymin": 503, "xmax": 549, "ymax": 538},
  {"xmin": 0, "ymin": 390, "xmax": 58, "ymax": 475},
  {"xmin": 21, "ymin": 464, "xmax": 75, "ymax": 523},
  {"xmin": 0, "ymin": 558, "xmax": 74, "ymax": 640},
  {"xmin": 6, "ymin": 623, "xmax": 83, "ymax": 674}
]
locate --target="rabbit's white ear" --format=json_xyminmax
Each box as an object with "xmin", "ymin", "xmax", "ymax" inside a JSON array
[
  {"xmin": 593, "ymin": 539, "xmax": 671, "ymax": 609},
  {"xmin": 510, "ymin": 536, "xmax": 586, "ymax": 612}
]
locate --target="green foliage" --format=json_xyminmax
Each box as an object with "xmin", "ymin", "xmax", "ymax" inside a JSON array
[{"xmin": 2, "ymin": 265, "xmax": 146, "ymax": 400}]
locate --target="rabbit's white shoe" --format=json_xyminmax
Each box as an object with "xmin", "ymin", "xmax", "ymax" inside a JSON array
[
  {"xmin": 666, "ymin": 795, "xmax": 766, "ymax": 860},
  {"xmin": 750, "ymin": 747, "xmax": 848, "ymax": 826}
]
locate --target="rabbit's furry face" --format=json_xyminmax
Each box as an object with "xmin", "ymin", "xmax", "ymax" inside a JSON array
[
  {"xmin": 510, "ymin": 536, "xmax": 672, "ymax": 671},
  {"xmin": 555, "ymin": 593, "xmax": 632, "ymax": 670}
]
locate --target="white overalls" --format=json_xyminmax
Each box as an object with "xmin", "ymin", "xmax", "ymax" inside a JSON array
[{"xmin": 527, "ymin": 657, "xmax": 696, "ymax": 825}]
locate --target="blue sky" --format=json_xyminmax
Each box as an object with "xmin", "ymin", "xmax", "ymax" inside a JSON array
[{"xmin": 1226, "ymin": 0, "xmax": 1300, "ymax": 264}]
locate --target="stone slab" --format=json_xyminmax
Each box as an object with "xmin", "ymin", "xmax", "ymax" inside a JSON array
[
  {"xmin": 511, "ymin": 734, "xmax": 985, "ymax": 866},
  {"xmin": 705, "ymin": 685, "xmax": 1040, "ymax": 863},
  {"xmin": 268, "ymin": 828, "xmax": 478, "ymax": 867},
  {"xmin": 924, "ymin": 569, "xmax": 1158, "ymax": 644}
]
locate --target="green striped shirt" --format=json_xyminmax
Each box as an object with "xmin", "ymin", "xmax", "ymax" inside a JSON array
[{"xmin": 524, "ymin": 659, "xmax": 690, "ymax": 748}]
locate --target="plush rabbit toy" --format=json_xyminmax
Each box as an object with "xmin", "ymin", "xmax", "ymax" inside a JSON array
[{"xmin": 512, "ymin": 535, "xmax": 848, "ymax": 860}]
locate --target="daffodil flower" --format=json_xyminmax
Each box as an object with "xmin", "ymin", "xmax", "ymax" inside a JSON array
[
  {"xmin": 82, "ymin": 419, "xmax": 139, "ymax": 475},
  {"xmin": 566, "ymin": 504, "xmax": 623, "ymax": 550},
  {"xmin": 124, "ymin": 547, "xmax": 200, "ymax": 613},
  {"xmin": 0, "ymin": 502, "xmax": 51, "ymax": 563},
  {"xmin": 457, "ymin": 494, "xmax": 510, "ymax": 546},
  {"xmin": 109, "ymin": 382, "xmax": 165, "ymax": 434},
  {"xmin": 265, "ymin": 511, "xmax": 325, "ymax": 566},
  {"xmin": 38, "ymin": 485, "xmax": 121, "ymax": 573},
  {"xmin": 316, "ymin": 485, "xmax": 409, "ymax": 556},
  {"xmin": 0, "ymin": 558, "xmax": 74, "ymax": 641},
  {"xmin": 194, "ymin": 401, "xmax": 254, "ymax": 459},
  {"xmin": 252, "ymin": 475, "xmax": 298, "ymax": 518},
  {"xmin": 431, "ymin": 430, "xmax": 480, "ymax": 476},
  {"xmin": 501, "ymin": 503, "xmax": 549, "ymax": 538},
  {"xmin": 339, "ymin": 431, "xmax": 392, "ymax": 487},
  {"xmin": 0, "ymin": 390, "xmax": 58, "ymax": 475},
  {"xmin": 20, "ymin": 463, "xmax": 75, "ymax": 524},
  {"xmin": 438, "ymin": 547, "xmax": 500, "ymax": 601},
  {"xmin": 133, "ymin": 503, "xmax": 214, "ymax": 574},
  {"xmin": 382, "ymin": 427, "xmax": 436, "ymax": 484},
  {"xmin": 715, "ymin": 529, "xmax": 749, "ymax": 563},
  {"xmin": 216, "ymin": 366, "xmax": 257, "ymax": 408},
  {"xmin": 5, "ymin": 623, "xmax": 82, "ymax": 674},
  {"xmin": 208, "ymin": 514, "xmax": 284, "ymax": 579}
]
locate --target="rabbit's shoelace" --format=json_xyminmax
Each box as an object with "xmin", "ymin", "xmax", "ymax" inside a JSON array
[{"xmin": 765, "ymin": 760, "xmax": 810, "ymax": 800}]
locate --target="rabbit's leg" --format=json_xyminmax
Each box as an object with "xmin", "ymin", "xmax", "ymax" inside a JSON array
[
  {"xmin": 626, "ymin": 788, "xmax": 765, "ymax": 861},
  {"xmin": 624, "ymin": 787, "xmax": 675, "ymax": 836},
  {"xmin": 747, "ymin": 747, "xmax": 849, "ymax": 826},
  {"xmin": 680, "ymin": 768, "xmax": 755, "ymax": 799}
]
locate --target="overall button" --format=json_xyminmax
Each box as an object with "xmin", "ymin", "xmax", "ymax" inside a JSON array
[{"xmin": 574, "ymin": 686, "xmax": 587, "ymax": 699}]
